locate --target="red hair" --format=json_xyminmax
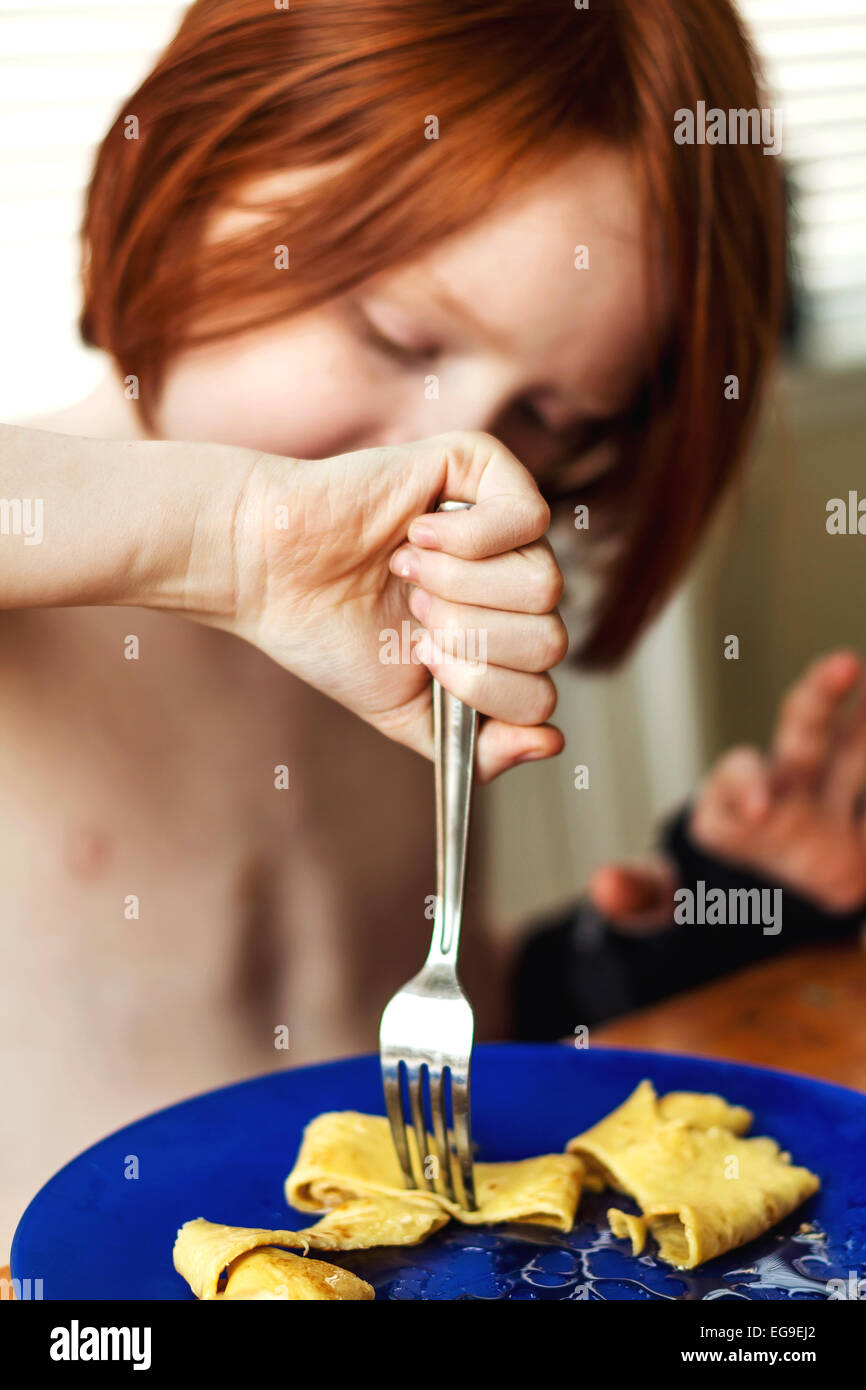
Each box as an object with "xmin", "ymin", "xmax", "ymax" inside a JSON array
[{"xmin": 81, "ymin": 0, "xmax": 785, "ymax": 666}]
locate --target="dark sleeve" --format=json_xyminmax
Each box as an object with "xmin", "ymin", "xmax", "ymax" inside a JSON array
[
  {"xmin": 511, "ymin": 803, "xmax": 866, "ymax": 1041},
  {"xmin": 662, "ymin": 803, "xmax": 866, "ymax": 951}
]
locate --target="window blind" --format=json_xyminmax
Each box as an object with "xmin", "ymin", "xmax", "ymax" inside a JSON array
[{"xmin": 740, "ymin": 0, "xmax": 866, "ymax": 365}]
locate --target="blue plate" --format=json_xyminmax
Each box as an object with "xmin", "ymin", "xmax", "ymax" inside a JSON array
[{"xmin": 11, "ymin": 1044, "xmax": 866, "ymax": 1300}]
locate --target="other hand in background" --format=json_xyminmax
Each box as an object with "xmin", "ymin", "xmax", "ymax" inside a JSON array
[
  {"xmin": 589, "ymin": 649, "xmax": 866, "ymax": 930},
  {"xmin": 514, "ymin": 650, "xmax": 866, "ymax": 1038}
]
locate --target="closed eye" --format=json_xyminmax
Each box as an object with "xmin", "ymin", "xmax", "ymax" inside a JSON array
[{"xmin": 351, "ymin": 299, "xmax": 440, "ymax": 365}]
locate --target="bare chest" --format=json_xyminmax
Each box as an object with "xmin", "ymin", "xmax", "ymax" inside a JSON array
[{"xmin": 0, "ymin": 607, "xmax": 436, "ymax": 1007}]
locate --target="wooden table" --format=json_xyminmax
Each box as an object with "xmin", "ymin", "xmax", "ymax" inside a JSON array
[
  {"xmin": 3, "ymin": 941, "xmax": 864, "ymax": 1296},
  {"xmin": 593, "ymin": 940, "xmax": 866, "ymax": 1089}
]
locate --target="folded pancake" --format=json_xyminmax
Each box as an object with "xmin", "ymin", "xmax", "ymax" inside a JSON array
[
  {"xmin": 657, "ymin": 1089, "xmax": 753, "ymax": 1135},
  {"xmin": 567, "ymin": 1081, "xmax": 819, "ymax": 1269},
  {"xmin": 296, "ymin": 1194, "xmax": 449, "ymax": 1249},
  {"xmin": 286, "ymin": 1110, "xmax": 583, "ymax": 1244},
  {"xmin": 173, "ymin": 1217, "xmax": 373, "ymax": 1300},
  {"xmin": 569, "ymin": 1079, "xmax": 752, "ymax": 1193}
]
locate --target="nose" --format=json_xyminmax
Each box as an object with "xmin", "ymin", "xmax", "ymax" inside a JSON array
[{"xmin": 384, "ymin": 364, "xmax": 517, "ymax": 445}]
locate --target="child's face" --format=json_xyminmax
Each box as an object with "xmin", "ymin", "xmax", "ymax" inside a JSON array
[{"xmin": 157, "ymin": 146, "xmax": 668, "ymax": 490}]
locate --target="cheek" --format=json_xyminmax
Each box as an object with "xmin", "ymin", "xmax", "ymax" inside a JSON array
[{"xmin": 156, "ymin": 326, "xmax": 382, "ymax": 458}]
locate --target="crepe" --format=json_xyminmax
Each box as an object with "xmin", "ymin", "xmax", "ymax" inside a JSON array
[
  {"xmin": 289, "ymin": 1194, "xmax": 450, "ymax": 1249},
  {"xmin": 173, "ymin": 1113, "xmax": 581, "ymax": 1299},
  {"xmin": 570, "ymin": 1080, "xmax": 752, "ymax": 1193},
  {"xmin": 567, "ymin": 1081, "xmax": 819, "ymax": 1269},
  {"xmin": 173, "ymin": 1218, "xmax": 373, "ymax": 1300},
  {"xmin": 285, "ymin": 1110, "xmax": 584, "ymax": 1245},
  {"xmin": 174, "ymin": 1081, "xmax": 820, "ymax": 1292}
]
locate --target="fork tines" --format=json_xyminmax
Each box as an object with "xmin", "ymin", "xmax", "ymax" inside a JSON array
[{"xmin": 381, "ymin": 1055, "xmax": 477, "ymax": 1210}]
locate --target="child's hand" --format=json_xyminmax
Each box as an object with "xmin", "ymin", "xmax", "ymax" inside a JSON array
[
  {"xmin": 228, "ymin": 431, "xmax": 567, "ymax": 782},
  {"xmin": 689, "ymin": 649, "xmax": 866, "ymax": 911},
  {"xmin": 589, "ymin": 650, "xmax": 866, "ymax": 929}
]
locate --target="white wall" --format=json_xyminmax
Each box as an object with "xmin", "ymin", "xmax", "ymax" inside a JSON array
[{"xmin": 0, "ymin": 2, "xmax": 188, "ymax": 418}]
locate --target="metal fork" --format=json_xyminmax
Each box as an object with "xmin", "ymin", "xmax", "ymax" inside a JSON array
[{"xmin": 380, "ymin": 500, "xmax": 478, "ymax": 1210}]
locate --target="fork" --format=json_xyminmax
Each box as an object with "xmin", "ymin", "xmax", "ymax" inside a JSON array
[{"xmin": 380, "ymin": 500, "xmax": 479, "ymax": 1210}]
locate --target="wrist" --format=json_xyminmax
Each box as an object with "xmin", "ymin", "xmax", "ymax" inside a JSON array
[{"xmin": 123, "ymin": 439, "xmax": 264, "ymax": 625}]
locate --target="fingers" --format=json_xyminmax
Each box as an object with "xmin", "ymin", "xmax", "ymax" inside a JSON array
[
  {"xmin": 770, "ymin": 650, "xmax": 863, "ymax": 793},
  {"xmin": 391, "ymin": 536, "xmax": 563, "ymax": 614},
  {"xmin": 383, "ymin": 432, "xmax": 566, "ymax": 772},
  {"xmin": 406, "ymin": 431, "xmax": 551, "ymax": 557},
  {"xmin": 415, "ymin": 635, "xmax": 559, "ymax": 727},
  {"xmin": 587, "ymin": 859, "xmax": 679, "ymax": 934},
  {"xmin": 475, "ymin": 719, "xmax": 565, "ymax": 783},
  {"xmin": 690, "ymin": 745, "xmax": 772, "ymax": 852},
  {"xmin": 406, "ymin": 589, "xmax": 568, "ymax": 673},
  {"xmin": 368, "ymin": 683, "xmax": 563, "ymax": 781},
  {"xmin": 822, "ymin": 680, "xmax": 866, "ymax": 817}
]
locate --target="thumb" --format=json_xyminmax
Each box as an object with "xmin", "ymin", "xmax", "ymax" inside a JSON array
[
  {"xmin": 587, "ymin": 858, "xmax": 679, "ymax": 934},
  {"xmin": 396, "ymin": 430, "xmax": 550, "ymax": 557}
]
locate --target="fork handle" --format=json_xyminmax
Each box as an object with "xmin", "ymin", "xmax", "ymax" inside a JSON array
[{"xmin": 429, "ymin": 501, "xmax": 478, "ymax": 965}]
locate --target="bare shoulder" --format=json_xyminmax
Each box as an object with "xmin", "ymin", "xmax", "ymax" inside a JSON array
[{"xmin": 16, "ymin": 375, "xmax": 145, "ymax": 441}]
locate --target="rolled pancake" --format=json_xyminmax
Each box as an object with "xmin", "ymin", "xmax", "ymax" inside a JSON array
[
  {"xmin": 286, "ymin": 1111, "xmax": 583, "ymax": 1244},
  {"xmin": 218, "ymin": 1247, "xmax": 373, "ymax": 1300},
  {"xmin": 173, "ymin": 1217, "xmax": 373, "ymax": 1300},
  {"xmin": 567, "ymin": 1081, "xmax": 819, "ymax": 1268}
]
